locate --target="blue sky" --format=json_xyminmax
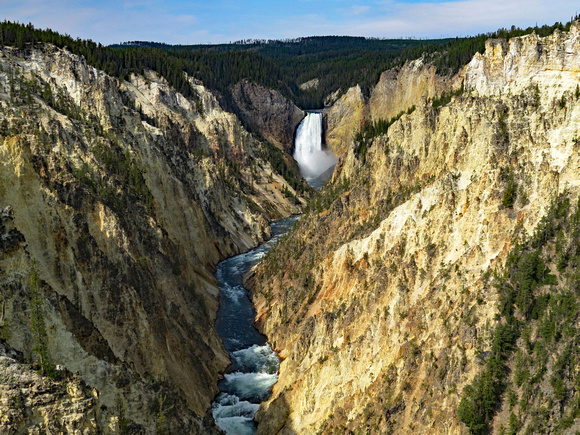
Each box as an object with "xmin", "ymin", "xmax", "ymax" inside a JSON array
[{"xmin": 1, "ymin": 0, "xmax": 577, "ymax": 45}]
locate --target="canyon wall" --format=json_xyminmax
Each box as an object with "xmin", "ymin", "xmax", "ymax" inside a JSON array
[
  {"xmin": 231, "ymin": 80, "xmax": 305, "ymax": 153},
  {"xmin": 254, "ymin": 24, "xmax": 580, "ymax": 434},
  {"xmin": 324, "ymin": 60, "xmax": 459, "ymax": 155},
  {"xmin": 0, "ymin": 44, "xmax": 305, "ymax": 432}
]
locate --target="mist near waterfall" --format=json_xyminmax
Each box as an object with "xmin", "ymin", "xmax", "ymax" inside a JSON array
[{"xmin": 293, "ymin": 112, "xmax": 337, "ymax": 180}]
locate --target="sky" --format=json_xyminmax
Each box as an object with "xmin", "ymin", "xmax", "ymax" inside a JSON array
[{"xmin": 1, "ymin": 0, "xmax": 578, "ymax": 45}]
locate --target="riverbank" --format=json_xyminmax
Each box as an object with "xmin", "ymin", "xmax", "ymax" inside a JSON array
[{"xmin": 212, "ymin": 216, "xmax": 300, "ymax": 434}]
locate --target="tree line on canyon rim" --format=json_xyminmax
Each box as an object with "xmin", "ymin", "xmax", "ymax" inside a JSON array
[
  {"xmin": 0, "ymin": 17, "xmax": 577, "ymax": 111},
  {"xmin": 3, "ymin": 16, "xmax": 580, "ymax": 434}
]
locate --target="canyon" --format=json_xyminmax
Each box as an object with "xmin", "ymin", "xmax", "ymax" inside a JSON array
[
  {"xmin": 0, "ymin": 42, "xmax": 305, "ymax": 432},
  {"xmin": 253, "ymin": 23, "xmax": 580, "ymax": 434},
  {"xmin": 1, "ymin": 20, "xmax": 580, "ymax": 435}
]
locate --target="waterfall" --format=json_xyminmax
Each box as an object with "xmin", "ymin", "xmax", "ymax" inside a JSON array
[{"xmin": 293, "ymin": 112, "xmax": 337, "ymax": 182}]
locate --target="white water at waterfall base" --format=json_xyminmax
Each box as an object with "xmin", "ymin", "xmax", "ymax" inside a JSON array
[{"xmin": 293, "ymin": 112, "xmax": 337, "ymax": 185}]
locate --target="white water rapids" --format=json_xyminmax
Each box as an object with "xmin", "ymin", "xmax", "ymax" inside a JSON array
[
  {"xmin": 293, "ymin": 112, "xmax": 337, "ymax": 183},
  {"xmin": 212, "ymin": 113, "xmax": 334, "ymax": 433},
  {"xmin": 211, "ymin": 217, "xmax": 299, "ymax": 435}
]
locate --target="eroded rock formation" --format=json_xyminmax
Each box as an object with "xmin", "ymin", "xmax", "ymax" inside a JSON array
[
  {"xmin": 0, "ymin": 43, "xmax": 305, "ymax": 432},
  {"xmin": 253, "ymin": 23, "xmax": 580, "ymax": 434},
  {"xmin": 324, "ymin": 59, "xmax": 460, "ymax": 156},
  {"xmin": 231, "ymin": 80, "xmax": 305, "ymax": 153}
]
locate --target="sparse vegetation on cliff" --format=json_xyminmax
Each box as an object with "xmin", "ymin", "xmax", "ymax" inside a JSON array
[
  {"xmin": 3, "ymin": 17, "xmax": 579, "ymax": 112},
  {"xmin": 0, "ymin": 20, "xmax": 204, "ymax": 105},
  {"xmin": 252, "ymin": 21, "xmax": 580, "ymax": 435},
  {"xmin": 29, "ymin": 263, "xmax": 55, "ymax": 378},
  {"xmin": 459, "ymin": 194, "xmax": 580, "ymax": 434},
  {"xmin": 431, "ymin": 85, "xmax": 464, "ymax": 110},
  {"xmin": 0, "ymin": 29, "xmax": 308, "ymax": 432},
  {"xmin": 112, "ymin": 17, "xmax": 580, "ymax": 109},
  {"xmin": 353, "ymin": 105, "xmax": 416, "ymax": 163},
  {"xmin": 500, "ymin": 166, "xmax": 518, "ymax": 209},
  {"xmin": 4, "ymin": 11, "xmax": 580, "ymax": 435},
  {"xmin": 259, "ymin": 140, "xmax": 311, "ymax": 195}
]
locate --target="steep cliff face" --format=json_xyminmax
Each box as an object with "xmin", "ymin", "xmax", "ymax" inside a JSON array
[
  {"xmin": 253, "ymin": 23, "xmax": 580, "ymax": 434},
  {"xmin": 0, "ymin": 341, "xmax": 120, "ymax": 433},
  {"xmin": 230, "ymin": 80, "xmax": 305, "ymax": 153},
  {"xmin": 324, "ymin": 60, "xmax": 458, "ymax": 155},
  {"xmin": 323, "ymin": 85, "xmax": 366, "ymax": 156},
  {"xmin": 0, "ymin": 43, "xmax": 305, "ymax": 432}
]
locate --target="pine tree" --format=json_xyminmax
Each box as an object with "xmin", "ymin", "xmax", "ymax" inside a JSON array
[{"xmin": 29, "ymin": 262, "xmax": 54, "ymax": 377}]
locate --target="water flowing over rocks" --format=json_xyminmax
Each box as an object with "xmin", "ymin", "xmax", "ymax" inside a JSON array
[
  {"xmin": 231, "ymin": 80, "xmax": 305, "ymax": 153},
  {"xmin": 4, "ymin": 21, "xmax": 580, "ymax": 434},
  {"xmin": 293, "ymin": 112, "xmax": 337, "ymax": 182},
  {"xmin": 0, "ymin": 43, "xmax": 306, "ymax": 432},
  {"xmin": 252, "ymin": 23, "xmax": 580, "ymax": 434},
  {"xmin": 212, "ymin": 217, "xmax": 298, "ymax": 435}
]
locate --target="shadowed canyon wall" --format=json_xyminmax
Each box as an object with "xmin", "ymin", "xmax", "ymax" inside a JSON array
[{"xmin": 0, "ymin": 43, "xmax": 306, "ymax": 433}]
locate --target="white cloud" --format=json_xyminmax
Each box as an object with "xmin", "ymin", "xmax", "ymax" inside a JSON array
[
  {"xmin": 349, "ymin": 0, "xmax": 576, "ymax": 38},
  {"xmin": 350, "ymin": 6, "xmax": 371, "ymax": 15},
  {"xmin": 1, "ymin": 0, "xmax": 577, "ymax": 44},
  {"xmin": 260, "ymin": 0, "xmax": 575, "ymax": 41},
  {"xmin": 175, "ymin": 14, "xmax": 196, "ymax": 24}
]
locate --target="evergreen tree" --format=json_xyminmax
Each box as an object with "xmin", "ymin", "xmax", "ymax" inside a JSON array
[{"xmin": 29, "ymin": 261, "xmax": 54, "ymax": 377}]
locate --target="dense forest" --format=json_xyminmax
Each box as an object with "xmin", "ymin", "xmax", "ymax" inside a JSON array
[
  {"xmin": 113, "ymin": 36, "xmax": 452, "ymax": 108},
  {"xmin": 112, "ymin": 18, "xmax": 578, "ymax": 108},
  {"xmin": 1, "ymin": 18, "xmax": 578, "ymax": 110}
]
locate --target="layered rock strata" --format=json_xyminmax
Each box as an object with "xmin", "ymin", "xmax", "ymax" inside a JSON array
[
  {"xmin": 253, "ymin": 23, "xmax": 580, "ymax": 434},
  {"xmin": 324, "ymin": 60, "xmax": 459, "ymax": 156},
  {"xmin": 0, "ymin": 43, "xmax": 305, "ymax": 432}
]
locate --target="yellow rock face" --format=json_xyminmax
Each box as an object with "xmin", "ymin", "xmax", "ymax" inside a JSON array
[
  {"xmin": 0, "ymin": 44, "xmax": 305, "ymax": 432},
  {"xmin": 323, "ymin": 85, "xmax": 367, "ymax": 156},
  {"xmin": 254, "ymin": 24, "xmax": 580, "ymax": 434},
  {"xmin": 324, "ymin": 59, "xmax": 459, "ymax": 156}
]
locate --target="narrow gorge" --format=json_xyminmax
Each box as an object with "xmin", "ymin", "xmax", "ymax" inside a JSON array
[
  {"xmin": 212, "ymin": 108, "xmax": 334, "ymax": 434},
  {"xmin": 2, "ymin": 18, "xmax": 580, "ymax": 435},
  {"xmin": 212, "ymin": 216, "xmax": 298, "ymax": 434},
  {"xmin": 0, "ymin": 35, "xmax": 307, "ymax": 432},
  {"xmin": 253, "ymin": 23, "xmax": 580, "ymax": 434}
]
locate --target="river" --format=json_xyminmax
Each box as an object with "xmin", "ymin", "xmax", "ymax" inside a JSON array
[{"xmin": 211, "ymin": 215, "xmax": 300, "ymax": 434}]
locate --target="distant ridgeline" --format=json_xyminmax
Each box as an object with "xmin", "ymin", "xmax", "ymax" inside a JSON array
[{"xmin": 1, "ymin": 19, "xmax": 579, "ymax": 110}]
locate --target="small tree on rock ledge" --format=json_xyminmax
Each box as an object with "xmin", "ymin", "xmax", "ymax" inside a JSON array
[{"xmin": 29, "ymin": 260, "xmax": 55, "ymax": 377}]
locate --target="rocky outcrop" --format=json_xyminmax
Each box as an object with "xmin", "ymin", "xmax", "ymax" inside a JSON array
[
  {"xmin": 299, "ymin": 78, "xmax": 319, "ymax": 91},
  {"xmin": 324, "ymin": 59, "xmax": 458, "ymax": 155},
  {"xmin": 0, "ymin": 43, "xmax": 306, "ymax": 432},
  {"xmin": 253, "ymin": 23, "xmax": 580, "ymax": 434},
  {"xmin": 0, "ymin": 341, "xmax": 118, "ymax": 433},
  {"xmin": 323, "ymin": 85, "xmax": 367, "ymax": 156},
  {"xmin": 231, "ymin": 80, "xmax": 304, "ymax": 153},
  {"xmin": 368, "ymin": 59, "xmax": 456, "ymax": 121},
  {"xmin": 465, "ymin": 27, "xmax": 580, "ymax": 98}
]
